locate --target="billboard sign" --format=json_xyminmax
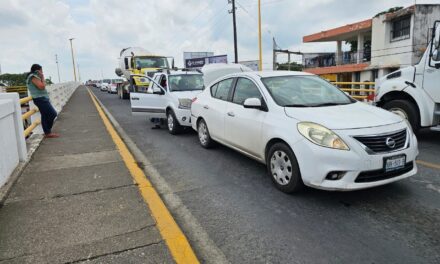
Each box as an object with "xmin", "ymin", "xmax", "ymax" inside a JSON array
[
  {"xmin": 185, "ymin": 54, "xmax": 228, "ymax": 69},
  {"xmin": 185, "ymin": 58, "xmax": 206, "ymax": 68}
]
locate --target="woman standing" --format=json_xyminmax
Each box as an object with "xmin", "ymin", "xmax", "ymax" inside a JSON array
[{"xmin": 26, "ymin": 64, "xmax": 59, "ymax": 138}]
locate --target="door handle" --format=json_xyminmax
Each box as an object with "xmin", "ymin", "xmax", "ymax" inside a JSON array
[
  {"xmin": 132, "ymin": 97, "xmax": 139, "ymax": 100},
  {"xmin": 227, "ymin": 111, "xmax": 235, "ymax": 117},
  {"xmin": 203, "ymin": 105, "xmax": 209, "ymax": 109}
]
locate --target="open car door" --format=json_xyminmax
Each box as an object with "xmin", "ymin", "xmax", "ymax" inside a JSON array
[{"xmin": 130, "ymin": 74, "xmax": 167, "ymax": 119}]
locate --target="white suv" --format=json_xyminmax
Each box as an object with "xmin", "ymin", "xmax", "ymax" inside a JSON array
[
  {"xmin": 130, "ymin": 70, "xmax": 204, "ymax": 134},
  {"xmin": 191, "ymin": 70, "xmax": 419, "ymax": 193}
]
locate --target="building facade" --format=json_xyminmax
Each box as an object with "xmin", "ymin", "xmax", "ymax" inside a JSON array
[{"xmin": 303, "ymin": 4, "xmax": 440, "ymax": 82}]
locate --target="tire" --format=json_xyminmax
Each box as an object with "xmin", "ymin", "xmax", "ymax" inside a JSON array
[
  {"xmin": 266, "ymin": 143, "xmax": 304, "ymax": 193},
  {"xmin": 166, "ymin": 110, "xmax": 182, "ymax": 135},
  {"xmin": 197, "ymin": 119, "xmax": 214, "ymax": 148},
  {"xmin": 382, "ymin": 100, "xmax": 420, "ymax": 132}
]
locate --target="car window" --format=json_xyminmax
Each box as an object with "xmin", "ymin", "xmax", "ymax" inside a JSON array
[
  {"xmin": 210, "ymin": 83, "xmax": 218, "ymax": 97},
  {"xmin": 232, "ymin": 78, "xmax": 262, "ymax": 105},
  {"xmin": 213, "ymin": 78, "xmax": 234, "ymax": 101}
]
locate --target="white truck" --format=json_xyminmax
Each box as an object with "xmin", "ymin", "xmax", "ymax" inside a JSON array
[{"xmin": 375, "ymin": 21, "xmax": 440, "ymax": 132}]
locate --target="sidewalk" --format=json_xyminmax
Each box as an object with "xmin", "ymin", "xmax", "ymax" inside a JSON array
[{"xmin": 0, "ymin": 87, "xmax": 174, "ymax": 263}]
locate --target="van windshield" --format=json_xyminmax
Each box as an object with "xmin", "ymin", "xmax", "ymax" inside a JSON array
[
  {"xmin": 169, "ymin": 74, "xmax": 204, "ymax": 92},
  {"xmin": 261, "ymin": 75, "xmax": 355, "ymax": 107}
]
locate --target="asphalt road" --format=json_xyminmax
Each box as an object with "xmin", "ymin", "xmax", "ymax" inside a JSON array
[{"xmin": 93, "ymin": 89, "xmax": 440, "ymax": 264}]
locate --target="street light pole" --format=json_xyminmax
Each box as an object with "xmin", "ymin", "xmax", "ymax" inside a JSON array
[
  {"xmin": 69, "ymin": 38, "xmax": 77, "ymax": 82},
  {"xmin": 55, "ymin": 54, "xmax": 61, "ymax": 83}
]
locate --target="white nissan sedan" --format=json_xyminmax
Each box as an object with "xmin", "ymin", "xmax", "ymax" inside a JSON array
[{"xmin": 191, "ymin": 71, "xmax": 418, "ymax": 193}]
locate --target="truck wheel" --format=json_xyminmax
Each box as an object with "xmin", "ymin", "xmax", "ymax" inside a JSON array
[
  {"xmin": 166, "ymin": 110, "xmax": 182, "ymax": 135},
  {"xmin": 383, "ymin": 100, "xmax": 420, "ymax": 132}
]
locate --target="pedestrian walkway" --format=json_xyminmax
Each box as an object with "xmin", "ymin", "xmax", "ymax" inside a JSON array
[{"xmin": 0, "ymin": 87, "xmax": 175, "ymax": 263}]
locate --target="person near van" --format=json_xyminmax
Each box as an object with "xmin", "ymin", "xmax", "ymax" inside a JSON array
[{"xmin": 26, "ymin": 64, "xmax": 59, "ymax": 138}]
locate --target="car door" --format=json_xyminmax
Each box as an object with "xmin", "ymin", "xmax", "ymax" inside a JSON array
[
  {"xmin": 224, "ymin": 77, "xmax": 267, "ymax": 157},
  {"xmin": 423, "ymin": 45, "xmax": 440, "ymax": 102},
  {"xmin": 202, "ymin": 78, "xmax": 235, "ymax": 141},
  {"xmin": 130, "ymin": 74, "xmax": 167, "ymax": 118}
]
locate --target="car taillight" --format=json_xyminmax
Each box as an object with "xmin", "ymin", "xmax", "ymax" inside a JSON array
[{"xmin": 192, "ymin": 97, "xmax": 197, "ymax": 103}]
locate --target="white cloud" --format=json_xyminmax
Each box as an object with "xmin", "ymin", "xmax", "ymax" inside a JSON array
[{"xmin": 0, "ymin": 0, "xmax": 439, "ymax": 81}]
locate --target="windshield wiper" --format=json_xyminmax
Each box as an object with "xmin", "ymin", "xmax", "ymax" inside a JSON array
[{"xmin": 283, "ymin": 104, "xmax": 311, "ymax": 107}]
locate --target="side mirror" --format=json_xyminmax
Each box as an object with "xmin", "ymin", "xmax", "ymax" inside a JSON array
[
  {"xmin": 153, "ymin": 87, "xmax": 164, "ymax": 95},
  {"xmin": 243, "ymin": 98, "xmax": 262, "ymax": 109},
  {"xmin": 124, "ymin": 58, "xmax": 129, "ymax": 69},
  {"xmin": 434, "ymin": 25, "xmax": 440, "ymax": 49}
]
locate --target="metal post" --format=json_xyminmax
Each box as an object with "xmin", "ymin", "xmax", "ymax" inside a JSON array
[
  {"xmin": 55, "ymin": 54, "xmax": 61, "ymax": 83},
  {"xmin": 287, "ymin": 53, "xmax": 291, "ymax": 71},
  {"xmin": 258, "ymin": 0, "xmax": 262, "ymax": 70},
  {"xmin": 69, "ymin": 38, "xmax": 77, "ymax": 82},
  {"xmin": 77, "ymin": 64, "xmax": 81, "ymax": 83},
  {"xmin": 230, "ymin": 0, "xmax": 238, "ymax": 63},
  {"xmin": 273, "ymin": 38, "xmax": 277, "ymax": 70}
]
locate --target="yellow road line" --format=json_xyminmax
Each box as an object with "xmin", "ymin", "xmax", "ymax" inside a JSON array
[
  {"xmin": 87, "ymin": 88, "xmax": 199, "ymax": 264},
  {"xmin": 416, "ymin": 160, "xmax": 440, "ymax": 170}
]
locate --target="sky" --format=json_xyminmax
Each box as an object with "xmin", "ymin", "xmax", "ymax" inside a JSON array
[{"xmin": 0, "ymin": 0, "xmax": 438, "ymax": 82}]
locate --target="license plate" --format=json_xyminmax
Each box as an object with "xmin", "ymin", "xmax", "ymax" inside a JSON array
[{"xmin": 384, "ymin": 155, "xmax": 406, "ymax": 172}]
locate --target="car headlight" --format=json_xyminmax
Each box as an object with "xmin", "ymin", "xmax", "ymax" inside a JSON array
[
  {"xmin": 178, "ymin": 98, "xmax": 192, "ymax": 109},
  {"xmin": 297, "ymin": 122, "xmax": 349, "ymax": 150}
]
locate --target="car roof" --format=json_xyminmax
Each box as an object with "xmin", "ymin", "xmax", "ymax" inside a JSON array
[{"xmin": 235, "ymin": 70, "xmax": 314, "ymax": 78}]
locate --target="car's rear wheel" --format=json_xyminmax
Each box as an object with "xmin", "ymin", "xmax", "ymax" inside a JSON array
[
  {"xmin": 197, "ymin": 119, "xmax": 214, "ymax": 148},
  {"xmin": 166, "ymin": 110, "xmax": 182, "ymax": 135},
  {"xmin": 267, "ymin": 143, "xmax": 304, "ymax": 193}
]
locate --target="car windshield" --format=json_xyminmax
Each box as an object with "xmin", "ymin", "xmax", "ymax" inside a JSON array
[
  {"xmin": 169, "ymin": 74, "xmax": 204, "ymax": 92},
  {"xmin": 135, "ymin": 57, "xmax": 169, "ymax": 68},
  {"xmin": 103, "ymin": 79, "xmax": 111, "ymax": 84},
  {"xmin": 261, "ymin": 75, "xmax": 355, "ymax": 107}
]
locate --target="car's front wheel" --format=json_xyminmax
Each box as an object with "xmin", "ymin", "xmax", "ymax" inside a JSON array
[
  {"xmin": 267, "ymin": 143, "xmax": 304, "ymax": 193},
  {"xmin": 166, "ymin": 110, "xmax": 182, "ymax": 135},
  {"xmin": 197, "ymin": 119, "xmax": 214, "ymax": 148}
]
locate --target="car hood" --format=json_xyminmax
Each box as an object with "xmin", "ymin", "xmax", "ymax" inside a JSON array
[
  {"xmin": 284, "ymin": 102, "xmax": 403, "ymax": 130},
  {"xmin": 171, "ymin": 90, "xmax": 203, "ymax": 99}
]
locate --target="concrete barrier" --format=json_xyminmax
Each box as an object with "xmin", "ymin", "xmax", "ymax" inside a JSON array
[{"xmin": 0, "ymin": 82, "xmax": 79, "ymax": 187}]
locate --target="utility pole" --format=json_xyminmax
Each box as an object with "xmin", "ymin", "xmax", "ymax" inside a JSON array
[
  {"xmin": 55, "ymin": 54, "xmax": 61, "ymax": 83},
  {"xmin": 229, "ymin": 0, "xmax": 238, "ymax": 63},
  {"xmin": 272, "ymin": 38, "xmax": 277, "ymax": 70},
  {"xmin": 258, "ymin": 0, "xmax": 262, "ymax": 70},
  {"xmin": 69, "ymin": 38, "xmax": 77, "ymax": 81}
]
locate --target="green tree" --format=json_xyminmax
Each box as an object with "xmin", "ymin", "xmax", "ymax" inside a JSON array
[
  {"xmin": 0, "ymin": 73, "xmax": 27, "ymax": 86},
  {"xmin": 277, "ymin": 62, "xmax": 303, "ymax": 71}
]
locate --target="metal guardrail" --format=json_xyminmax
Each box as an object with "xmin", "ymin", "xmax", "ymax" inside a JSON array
[
  {"xmin": 4, "ymin": 86, "xmax": 28, "ymax": 97},
  {"xmin": 331, "ymin": 82, "xmax": 375, "ymax": 101},
  {"xmin": 19, "ymin": 96, "xmax": 40, "ymax": 137}
]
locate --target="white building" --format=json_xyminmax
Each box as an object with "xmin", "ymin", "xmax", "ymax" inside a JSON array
[{"xmin": 303, "ymin": 4, "xmax": 440, "ymax": 82}]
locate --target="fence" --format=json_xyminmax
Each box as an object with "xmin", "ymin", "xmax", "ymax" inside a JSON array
[
  {"xmin": 0, "ymin": 82, "xmax": 79, "ymax": 187},
  {"xmin": 331, "ymin": 81, "xmax": 375, "ymax": 102}
]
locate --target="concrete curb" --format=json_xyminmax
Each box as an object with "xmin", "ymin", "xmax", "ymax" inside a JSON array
[
  {"xmin": 0, "ymin": 134, "xmax": 43, "ymax": 206},
  {"xmin": 91, "ymin": 91, "xmax": 229, "ymax": 264}
]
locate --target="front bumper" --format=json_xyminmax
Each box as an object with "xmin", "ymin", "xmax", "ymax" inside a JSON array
[
  {"xmin": 293, "ymin": 122, "xmax": 419, "ymax": 191},
  {"xmin": 174, "ymin": 108, "xmax": 192, "ymax": 127}
]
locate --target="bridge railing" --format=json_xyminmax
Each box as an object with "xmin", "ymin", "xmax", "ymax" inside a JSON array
[
  {"xmin": 331, "ymin": 82, "xmax": 375, "ymax": 102},
  {"xmin": 0, "ymin": 82, "xmax": 79, "ymax": 187}
]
